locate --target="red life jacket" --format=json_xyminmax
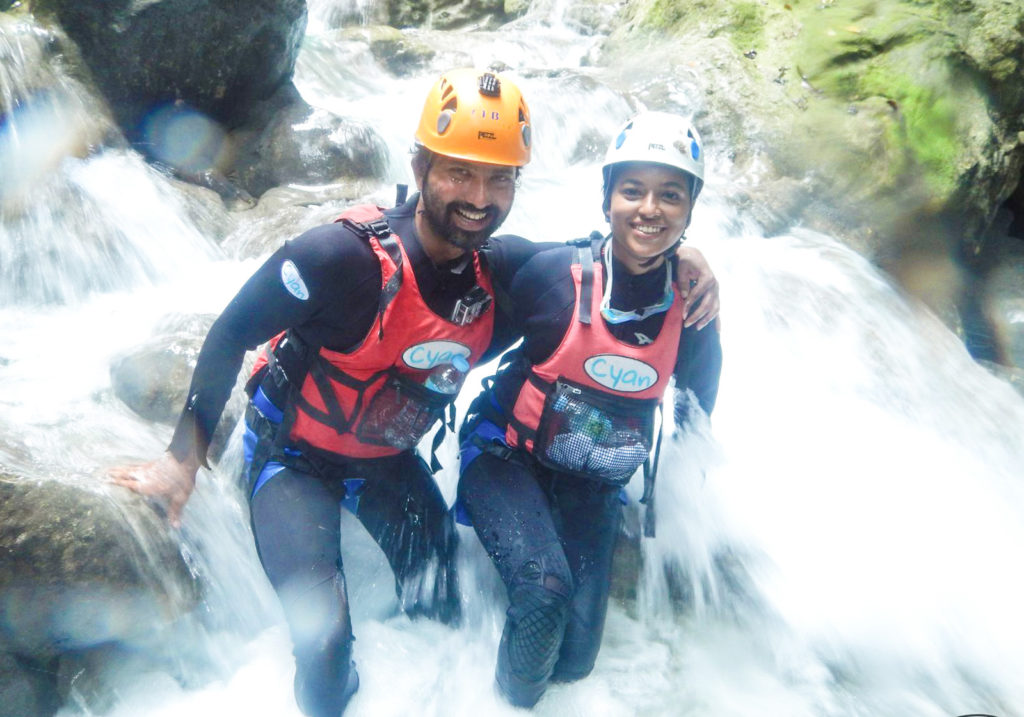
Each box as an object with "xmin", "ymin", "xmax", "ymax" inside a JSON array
[
  {"xmin": 504, "ymin": 239, "xmax": 683, "ymax": 484},
  {"xmin": 254, "ymin": 205, "xmax": 494, "ymax": 459}
]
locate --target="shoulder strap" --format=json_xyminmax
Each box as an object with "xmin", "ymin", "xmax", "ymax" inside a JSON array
[
  {"xmin": 640, "ymin": 403, "xmax": 664, "ymax": 538},
  {"xmin": 575, "ymin": 231, "xmax": 605, "ymax": 326},
  {"xmin": 337, "ymin": 210, "xmax": 403, "ymax": 341}
]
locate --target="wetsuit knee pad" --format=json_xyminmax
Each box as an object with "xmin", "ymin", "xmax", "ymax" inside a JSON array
[{"xmin": 500, "ymin": 555, "xmax": 573, "ymax": 683}]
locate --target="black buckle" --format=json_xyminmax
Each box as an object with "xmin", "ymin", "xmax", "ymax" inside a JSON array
[{"xmin": 364, "ymin": 218, "xmax": 391, "ymax": 238}]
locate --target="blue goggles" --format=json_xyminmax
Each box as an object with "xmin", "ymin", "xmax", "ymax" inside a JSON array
[{"xmin": 599, "ymin": 246, "xmax": 675, "ymax": 324}]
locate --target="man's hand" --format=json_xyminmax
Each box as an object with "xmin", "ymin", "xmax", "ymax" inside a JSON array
[
  {"xmin": 108, "ymin": 452, "xmax": 198, "ymax": 528},
  {"xmin": 675, "ymin": 246, "xmax": 720, "ymax": 330}
]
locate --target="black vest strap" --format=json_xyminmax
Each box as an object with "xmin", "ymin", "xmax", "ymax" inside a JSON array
[
  {"xmin": 640, "ymin": 403, "xmax": 664, "ymax": 538},
  {"xmin": 573, "ymin": 231, "xmax": 606, "ymax": 326},
  {"xmin": 340, "ymin": 214, "xmax": 404, "ymax": 340},
  {"xmin": 577, "ymin": 245, "xmax": 592, "ymax": 326}
]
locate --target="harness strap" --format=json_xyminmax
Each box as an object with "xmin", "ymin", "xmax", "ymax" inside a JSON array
[
  {"xmin": 340, "ymin": 215, "xmax": 404, "ymax": 340},
  {"xmin": 427, "ymin": 402, "xmax": 457, "ymax": 473},
  {"xmin": 640, "ymin": 403, "xmax": 665, "ymax": 538},
  {"xmin": 577, "ymin": 243, "xmax": 593, "ymax": 325},
  {"xmin": 294, "ymin": 359, "xmax": 354, "ymax": 434},
  {"xmin": 572, "ymin": 231, "xmax": 606, "ymax": 326}
]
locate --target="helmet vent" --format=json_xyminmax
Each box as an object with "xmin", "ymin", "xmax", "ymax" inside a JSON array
[
  {"xmin": 521, "ymin": 124, "xmax": 531, "ymax": 148},
  {"xmin": 478, "ymin": 72, "xmax": 501, "ymax": 97},
  {"xmin": 437, "ymin": 109, "xmax": 454, "ymax": 135}
]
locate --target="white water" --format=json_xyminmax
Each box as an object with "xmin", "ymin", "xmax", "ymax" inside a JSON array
[{"xmin": 2, "ymin": 3, "xmax": 1023, "ymax": 716}]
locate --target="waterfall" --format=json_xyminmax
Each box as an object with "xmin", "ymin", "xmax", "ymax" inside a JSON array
[{"xmin": 1, "ymin": 6, "xmax": 1022, "ymax": 717}]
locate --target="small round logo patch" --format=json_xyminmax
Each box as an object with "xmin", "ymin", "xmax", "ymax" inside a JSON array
[{"xmin": 280, "ymin": 260, "xmax": 309, "ymax": 301}]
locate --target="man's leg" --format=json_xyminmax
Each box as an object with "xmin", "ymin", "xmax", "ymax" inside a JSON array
[
  {"xmin": 458, "ymin": 453, "xmax": 573, "ymax": 708},
  {"xmin": 249, "ymin": 465, "xmax": 358, "ymax": 717},
  {"xmin": 352, "ymin": 452, "xmax": 461, "ymax": 624},
  {"xmin": 549, "ymin": 483, "xmax": 622, "ymax": 683}
]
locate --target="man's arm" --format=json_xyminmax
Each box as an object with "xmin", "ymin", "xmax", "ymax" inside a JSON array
[
  {"xmin": 109, "ymin": 224, "xmax": 379, "ymax": 525},
  {"xmin": 674, "ymin": 245, "xmax": 719, "ymax": 330}
]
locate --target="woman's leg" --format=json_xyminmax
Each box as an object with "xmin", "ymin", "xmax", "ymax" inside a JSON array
[
  {"xmin": 548, "ymin": 482, "xmax": 623, "ymax": 682},
  {"xmin": 458, "ymin": 452, "xmax": 574, "ymax": 707},
  {"xmin": 249, "ymin": 465, "xmax": 357, "ymax": 717}
]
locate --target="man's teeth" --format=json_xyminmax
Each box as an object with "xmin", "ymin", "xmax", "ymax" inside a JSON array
[{"xmin": 457, "ymin": 208, "xmax": 486, "ymax": 221}]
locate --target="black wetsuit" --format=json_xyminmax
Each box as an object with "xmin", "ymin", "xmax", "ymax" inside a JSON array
[
  {"xmin": 457, "ymin": 242, "xmax": 722, "ymax": 707},
  {"xmin": 167, "ymin": 194, "xmax": 547, "ymax": 717}
]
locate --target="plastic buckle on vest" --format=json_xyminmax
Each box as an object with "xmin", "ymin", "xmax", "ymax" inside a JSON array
[
  {"xmin": 364, "ymin": 218, "xmax": 391, "ymax": 238},
  {"xmin": 472, "ymin": 433, "xmax": 514, "ymax": 463}
]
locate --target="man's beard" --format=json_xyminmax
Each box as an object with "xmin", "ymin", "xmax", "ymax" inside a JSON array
[{"xmin": 420, "ymin": 182, "xmax": 510, "ymax": 251}]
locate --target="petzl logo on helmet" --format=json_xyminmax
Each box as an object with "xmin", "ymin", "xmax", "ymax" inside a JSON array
[
  {"xmin": 280, "ymin": 260, "xmax": 309, "ymax": 301},
  {"xmin": 403, "ymin": 341, "xmax": 471, "ymax": 370},
  {"xmin": 584, "ymin": 355, "xmax": 658, "ymax": 392}
]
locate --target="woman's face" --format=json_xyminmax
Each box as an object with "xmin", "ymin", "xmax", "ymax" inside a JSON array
[{"xmin": 607, "ymin": 162, "xmax": 691, "ymax": 274}]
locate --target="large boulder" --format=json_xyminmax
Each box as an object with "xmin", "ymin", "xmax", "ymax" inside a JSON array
[
  {"xmin": 109, "ymin": 313, "xmax": 254, "ymax": 462},
  {"xmin": 0, "ymin": 474, "xmax": 198, "ymax": 657},
  {"xmin": 227, "ymin": 83, "xmax": 390, "ymax": 200},
  {"xmin": 0, "ymin": 473, "xmax": 199, "ymax": 715},
  {"xmin": 30, "ymin": 0, "xmax": 308, "ymax": 135}
]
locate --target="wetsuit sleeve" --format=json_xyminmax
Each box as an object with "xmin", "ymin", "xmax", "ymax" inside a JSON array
[
  {"xmin": 167, "ymin": 224, "xmax": 380, "ymax": 465},
  {"xmin": 673, "ymin": 323, "xmax": 722, "ymax": 430},
  {"xmin": 479, "ymin": 235, "xmax": 560, "ymax": 360}
]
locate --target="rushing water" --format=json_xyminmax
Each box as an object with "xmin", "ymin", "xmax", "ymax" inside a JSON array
[{"xmin": 2, "ymin": 2, "xmax": 1024, "ymax": 716}]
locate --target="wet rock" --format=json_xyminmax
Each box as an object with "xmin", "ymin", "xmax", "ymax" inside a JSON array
[
  {"xmin": 340, "ymin": 25, "xmax": 436, "ymax": 75},
  {"xmin": 221, "ymin": 183, "xmax": 383, "ymax": 260},
  {"xmin": 0, "ymin": 652, "xmax": 59, "ymax": 717},
  {"xmin": 387, "ymin": 0, "xmax": 511, "ymax": 30},
  {"xmin": 109, "ymin": 313, "xmax": 253, "ymax": 462},
  {"xmin": 31, "ymin": 0, "xmax": 307, "ymax": 135},
  {"xmin": 228, "ymin": 84, "xmax": 389, "ymax": 201},
  {"xmin": 110, "ymin": 314, "xmax": 216, "ymax": 426},
  {"xmin": 982, "ymin": 251, "xmax": 1024, "ymax": 370},
  {"xmin": 0, "ymin": 474, "xmax": 199, "ymax": 660},
  {"xmin": 0, "ymin": 13, "xmax": 117, "ymax": 201}
]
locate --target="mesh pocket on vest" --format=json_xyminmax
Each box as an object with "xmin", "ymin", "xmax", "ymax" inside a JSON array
[
  {"xmin": 533, "ymin": 379, "xmax": 656, "ymax": 485},
  {"xmin": 355, "ymin": 373, "xmax": 450, "ymax": 450}
]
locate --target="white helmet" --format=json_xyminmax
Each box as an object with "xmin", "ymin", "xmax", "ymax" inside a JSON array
[{"xmin": 601, "ymin": 111, "xmax": 705, "ymax": 206}]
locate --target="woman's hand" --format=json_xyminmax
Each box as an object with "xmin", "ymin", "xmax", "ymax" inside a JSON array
[
  {"xmin": 675, "ymin": 246, "xmax": 720, "ymax": 330},
  {"xmin": 108, "ymin": 452, "xmax": 198, "ymax": 528}
]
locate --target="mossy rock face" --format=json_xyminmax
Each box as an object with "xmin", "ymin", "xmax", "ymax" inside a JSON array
[
  {"xmin": 603, "ymin": 0, "xmax": 1024, "ymax": 262},
  {"xmin": 386, "ymin": 0, "xmax": 510, "ymax": 30},
  {"xmin": 340, "ymin": 25, "xmax": 437, "ymax": 74}
]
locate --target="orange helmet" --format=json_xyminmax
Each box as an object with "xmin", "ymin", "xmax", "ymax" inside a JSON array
[{"xmin": 415, "ymin": 68, "xmax": 531, "ymax": 167}]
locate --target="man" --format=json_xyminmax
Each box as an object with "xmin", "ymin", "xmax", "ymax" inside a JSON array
[{"xmin": 110, "ymin": 69, "xmax": 719, "ymax": 716}]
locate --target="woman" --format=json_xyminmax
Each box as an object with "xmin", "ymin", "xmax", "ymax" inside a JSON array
[{"xmin": 457, "ymin": 110, "xmax": 723, "ymax": 707}]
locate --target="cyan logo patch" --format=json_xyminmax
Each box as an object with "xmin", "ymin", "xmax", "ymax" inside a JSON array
[
  {"xmin": 280, "ymin": 260, "xmax": 309, "ymax": 301},
  {"xmin": 402, "ymin": 340, "xmax": 471, "ymax": 370},
  {"xmin": 584, "ymin": 354, "xmax": 658, "ymax": 393}
]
